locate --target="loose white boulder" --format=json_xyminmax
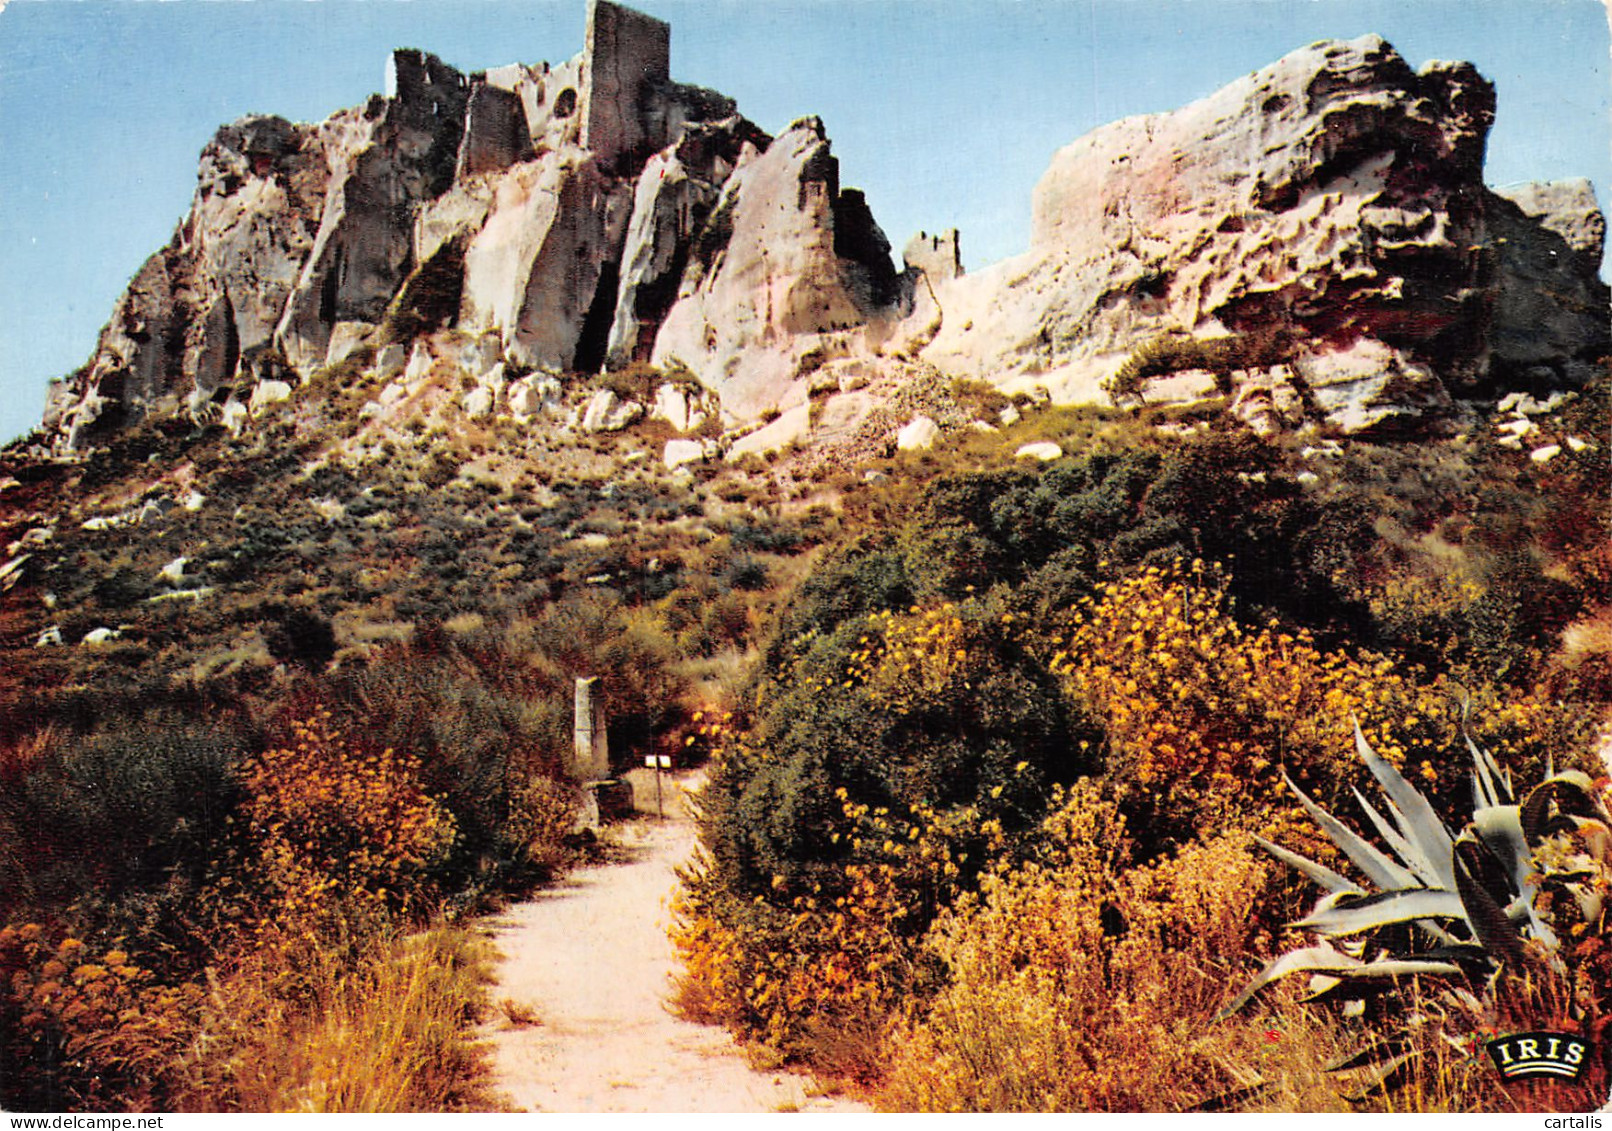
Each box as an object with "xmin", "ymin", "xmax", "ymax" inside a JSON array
[
  {"xmin": 581, "ymin": 389, "xmax": 644, "ymax": 433},
  {"xmin": 663, "ymin": 439, "xmax": 709, "ymax": 469},
  {"xmin": 374, "ymin": 342, "xmax": 408, "ymax": 383},
  {"xmin": 157, "ymin": 556, "xmax": 190, "ymax": 586},
  {"xmin": 652, "ymin": 384, "xmax": 692, "ymax": 433},
  {"xmin": 249, "ymin": 380, "xmax": 294, "ymax": 413},
  {"xmin": 897, "ymin": 415, "xmax": 940, "ymax": 452}
]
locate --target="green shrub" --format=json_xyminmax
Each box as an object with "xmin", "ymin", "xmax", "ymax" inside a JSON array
[{"xmin": 0, "ymin": 720, "xmax": 249, "ymax": 922}]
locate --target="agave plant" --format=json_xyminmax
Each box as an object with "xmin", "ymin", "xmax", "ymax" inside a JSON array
[{"xmin": 1220, "ymin": 722, "xmax": 1612, "ymax": 1097}]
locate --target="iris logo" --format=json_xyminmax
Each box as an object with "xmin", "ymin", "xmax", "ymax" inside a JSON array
[{"xmin": 1484, "ymin": 1031, "xmax": 1592, "ymax": 1081}]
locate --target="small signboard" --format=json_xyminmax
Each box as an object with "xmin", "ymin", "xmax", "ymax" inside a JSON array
[{"xmin": 1485, "ymin": 1032, "xmax": 1592, "ymax": 1081}]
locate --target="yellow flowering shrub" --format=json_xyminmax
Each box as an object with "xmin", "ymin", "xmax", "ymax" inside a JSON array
[
  {"xmin": 1051, "ymin": 562, "xmax": 1579, "ymax": 856},
  {"xmin": 673, "ymin": 600, "xmax": 1072, "ymax": 1070},
  {"xmin": 503, "ymin": 775, "xmax": 577, "ymax": 877},
  {"xmin": 240, "ymin": 711, "xmax": 457, "ymax": 920},
  {"xmin": 675, "ymin": 559, "xmax": 1587, "ymax": 1088},
  {"xmin": 0, "ymin": 924, "xmax": 205, "ymax": 1110},
  {"xmin": 881, "ymin": 781, "xmax": 1275, "ymax": 1111},
  {"xmin": 200, "ymin": 711, "xmax": 462, "ymax": 994},
  {"xmin": 674, "ymin": 786, "xmax": 995, "ymax": 1073}
]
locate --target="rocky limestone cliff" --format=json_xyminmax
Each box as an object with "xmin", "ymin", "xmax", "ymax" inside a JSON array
[
  {"xmin": 40, "ymin": 0, "xmax": 810, "ymax": 451},
  {"xmin": 37, "ymin": 11, "xmax": 1608, "ymax": 453},
  {"xmin": 913, "ymin": 34, "xmax": 1608, "ymax": 434}
]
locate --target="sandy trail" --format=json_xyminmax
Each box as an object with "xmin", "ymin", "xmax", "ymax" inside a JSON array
[{"xmin": 486, "ymin": 773, "xmax": 868, "ymax": 1113}]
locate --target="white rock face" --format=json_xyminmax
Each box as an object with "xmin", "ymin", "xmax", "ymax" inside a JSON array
[
  {"xmin": 609, "ymin": 149, "xmax": 716, "ymax": 369},
  {"xmin": 1015, "ymin": 442, "xmax": 1064, "ymax": 462},
  {"xmin": 461, "ymin": 150, "xmax": 631, "ymax": 371},
  {"xmin": 249, "ymin": 380, "xmax": 294, "ymax": 412},
  {"xmin": 1489, "ymin": 180, "xmax": 1611, "ymax": 383},
  {"xmin": 34, "ymin": 11, "xmax": 1610, "ymax": 453},
  {"xmin": 580, "ymin": 388, "xmax": 643, "ymax": 432},
  {"xmin": 652, "ymin": 117, "xmax": 901, "ymax": 422},
  {"xmin": 909, "ymin": 35, "xmax": 1605, "ymax": 434},
  {"xmin": 463, "ymin": 386, "xmax": 496, "ymax": 419},
  {"xmin": 605, "ymin": 115, "xmax": 768, "ymax": 369},
  {"xmin": 1297, "ymin": 340, "xmax": 1448, "ymax": 436},
  {"xmin": 897, "ymin": 415, "xmax": 940, "ymax": 451},
  {"xmin": 82, "ymin": 627, "xmax": 122, "ymax": 646},
  {"xmin": 662, "ymin": 439, "xmax": 709, "ymax": 469},
  {"xmin": 1495, "ymin": 179, "xmax": 1606, "ymax": 260},
  {"xmin": 1530, "ymin": 444, "xmax": 1562, "ymax": 464}
]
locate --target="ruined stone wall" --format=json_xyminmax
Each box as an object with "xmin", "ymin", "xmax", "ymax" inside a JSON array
[
  {"xmin": 582, "ymin": 0, "xmax": 670, "ymax": 173},
  {"xmin": 903, "ymin": 229, "xmax": 962, "ymax": 282},
  {"xmin": 457, "ymin": 84, "xmax": 535, "ymax": 178}
]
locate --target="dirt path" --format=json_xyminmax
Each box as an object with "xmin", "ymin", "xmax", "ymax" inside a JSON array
[{"xmin": 485, "ymin": 773, "xmax": 868, "ymax": 1113}]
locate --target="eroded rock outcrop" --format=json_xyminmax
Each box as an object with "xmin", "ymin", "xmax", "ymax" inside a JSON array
[
  {"xmin": 913, "ymin": 35, "xmax": 1607, "ymax": 433},
  {"xmin": 1488, "ymin": 179, "xmax": 1610, "ymax": 386},
  {"xmin": 38, "ymin": 11, "xmax": 1607, "ymax": 452},
  {"xmin": 650, "ymin": 116, "xmax": 904, "ymax": 421},
  {"xmin": 42, "ymin": 0, "xmax": 784, "ymax": 451}
]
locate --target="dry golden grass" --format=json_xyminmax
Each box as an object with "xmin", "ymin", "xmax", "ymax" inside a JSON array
[{"xmin": 207, "ymin": 928, "xmax": 500, "ymax": 1112}]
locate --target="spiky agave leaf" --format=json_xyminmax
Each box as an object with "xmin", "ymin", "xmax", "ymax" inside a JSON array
[
  {"xmin": 1231, "ymin": 725, "xmax": 1599, "ymax": 1036},
  {"xmin": 1326, "ymin": 1035, "xmax": 1413, "ymax": 1072},
  {"xmin": 1337, "ymin": 1051, "xmax": 1418, "ymax": 1102},
  {"xmin": 1251, "ymin": 835, "xmax": 1356, "ymax": 894},
  {"xmin": 1351, "ymin": 786, "xmax": 1440, "ymax": 887},
  {"xmin": 1216, "ymin": 943, "xmax": 1461, "ymax": 1019},
  {"xmin": 1283, "ymin": 772, "xmax": 1418, "ymax": 891},
  {"xmin": 1522, "ymin": 771, "xmax": 1606, "ymax": 842},
  {"xmin": 1467, "ymin": 732, "xmax": 1514, "ymax": 809},
  {"xmin": 1352, "ymin": 722, "xmax": 1457, "ymax": 892},
  {"xmin": 1301, "ymin": 962, "xmax": 1469, "ymax": 1004},
  {"xmin": 1217, "ymin": 942, "xmax": 1362, "ymax": 1018},
  {"xmin": 1452, "ymin": 830, "xmax": 1530, "ymax": 970},
  {"xmin": 1295, "ymin": 889, "xmax": 1467, "ymax": 936},
  {"xmin": 1470, "ymin": 804, "xmax": 1532, "ymax": 900}
]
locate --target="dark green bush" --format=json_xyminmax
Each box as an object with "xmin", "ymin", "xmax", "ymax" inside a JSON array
[
  {"xmin": 705, "ymin": 594, "xmax": 1098, "ymax": 907},
  {"xmin": 0, "ymin": 719, "xmax": 250, "ymax": 923}
]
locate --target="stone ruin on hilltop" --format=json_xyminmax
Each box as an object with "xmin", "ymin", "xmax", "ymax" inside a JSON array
[{"xmin": 37, "ymin": 1, "xmax": 1609, "ymax": 454}]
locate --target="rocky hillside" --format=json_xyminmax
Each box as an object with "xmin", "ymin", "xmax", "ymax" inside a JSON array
[
  {"xmin": 29, "ymin": 1, "xmax": 1608, "ymax": 460},
  {"xmin": 4, "ymin": 9, "xmax": 1612, "ymax": 1113}
]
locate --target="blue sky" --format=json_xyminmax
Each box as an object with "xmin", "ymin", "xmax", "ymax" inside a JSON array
[{"xmin": 1, "ymin": 0, "xmax": 1607, "ymax": 446}]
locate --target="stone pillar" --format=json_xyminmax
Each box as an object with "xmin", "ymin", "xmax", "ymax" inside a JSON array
[
  {"xmin": 582, "ymin": 0, "xmax": 671, "ymax": 172},
  {"xmin": 573, "ymin": 676, "xmax": 611, "ymax": 781}
]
